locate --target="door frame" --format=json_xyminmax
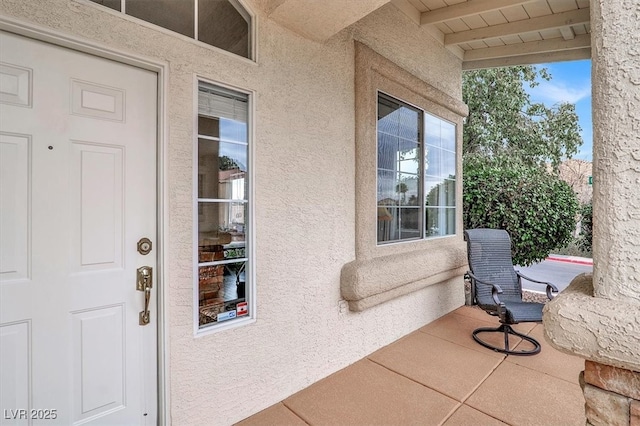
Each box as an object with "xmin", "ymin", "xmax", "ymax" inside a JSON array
[{"xmin": 0, "ymin": 16, "xmax": 171, "ymax": 425}]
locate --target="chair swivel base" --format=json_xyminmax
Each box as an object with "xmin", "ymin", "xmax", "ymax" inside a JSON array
[{"xmin": 472, "ymin": 324, "xmax": 541, "ymax": 356}]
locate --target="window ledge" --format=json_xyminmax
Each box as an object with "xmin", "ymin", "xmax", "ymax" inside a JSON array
[{"xmin": 341, "ymin": 239, "xmax": 467, "ymax": 311}]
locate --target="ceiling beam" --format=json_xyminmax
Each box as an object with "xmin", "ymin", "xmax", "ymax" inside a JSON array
[
  {"xmin": 462, "ymin": 47, "xmax": 591, "ymax": 70},
  {"xmin": 464, "ymin": 33, "xmax": 590, "ymax": 61},
  {"xmin": 420, "ymin": 0, "xmax": 535, "ymax": 25},
  {"xmin": 445, "ymin": 8, "xmax": 590, "ymax": 45},
  {"xmin": 560, "ymin": 26, "xmax": 576, "ymax": 40}
]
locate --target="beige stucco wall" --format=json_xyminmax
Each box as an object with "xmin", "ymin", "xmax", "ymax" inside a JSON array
[{"xmin": 0, "ymin": 1, "xmax": 464, "ymax": 424}]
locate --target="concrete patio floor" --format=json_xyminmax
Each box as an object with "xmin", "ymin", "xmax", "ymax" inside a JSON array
[{"xmin": 237, "ymin": 305, "xmax": 586, "ymax": 426}]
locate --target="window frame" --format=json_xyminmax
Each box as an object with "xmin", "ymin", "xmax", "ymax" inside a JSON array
[
  {"xmin": 351, "ymin": 44, "xmax": 467, "ymax": 262},
  {"xmin": 376, "ymin": 91, "xmax": 458, "ymax": 245},
  {"xmin": 193, "ymin": 77, "xmax": 256, "ymax": 336}
]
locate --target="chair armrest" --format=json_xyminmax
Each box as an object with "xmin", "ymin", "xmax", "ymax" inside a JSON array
[
  {"xmin": 516, "ymin": 271, "xmax": 559, "ymax": 300},
  {"xmin": 466, "ymin": 271, "xmax": 504, "ymax": 305}
]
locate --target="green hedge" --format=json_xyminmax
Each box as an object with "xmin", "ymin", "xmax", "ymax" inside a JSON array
[
  {"xmin": 463, "ymin": 155, "xmax": 579, "ymax": 266},
  {"xmin": 578, "ymin": 202, "xmax": 593, "ymax": 252}
]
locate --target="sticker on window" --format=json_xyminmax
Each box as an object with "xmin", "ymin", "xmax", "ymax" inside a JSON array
[
  {"xmin": 236, "ymin": 302, "xmax": 248, "ymax": 316},
  {"xmin": 217, "ymin": 310, "xmax": 237, "ymax": 322}
]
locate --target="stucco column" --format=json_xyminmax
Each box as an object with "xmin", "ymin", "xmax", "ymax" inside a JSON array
[
  {"xmin": 591, "ymin": 0, "xmax": 640, "ymax": 303},
  {"xmin": 543, "ymin": 1, "xmax": 640, "ymax": 424}
]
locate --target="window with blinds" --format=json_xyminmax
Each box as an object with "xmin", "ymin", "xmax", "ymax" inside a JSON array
[{"xmin": 196, "ymin": 81, "xmax": 252, "ymax": 331}]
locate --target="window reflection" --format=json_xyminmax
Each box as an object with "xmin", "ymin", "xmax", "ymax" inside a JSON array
[
  {"xmin": 425, "ymin": 207, "xmax": 455, "ymax": 237},
  {"xmin": 198, "ymin": 138, "xmax": 247, "ymax": 200},
  {"xmin": 377, "ymin": 93, "xmax": 456, "ymax": 243},
  {"xmin": 197, "ymin": 82, "xmax": 250, "ymax": 329},
  {"xmin": 198, "ymin": 203, "xmax": 246, "ymax": 246}
]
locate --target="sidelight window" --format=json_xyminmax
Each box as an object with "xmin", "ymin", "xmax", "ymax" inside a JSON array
[{"xmin": 195, "ymin": 80, "xmax": 252, "ymax": 331}]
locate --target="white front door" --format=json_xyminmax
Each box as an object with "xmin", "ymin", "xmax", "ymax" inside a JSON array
[{"xmin": 0, "ymin": 32, "xmax": 158, "ymax": 425}]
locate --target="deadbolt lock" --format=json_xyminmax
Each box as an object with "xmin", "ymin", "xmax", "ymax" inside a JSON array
[{"xmin": 137, "ymin": 237, "xmax": 152, "ymax": 255}]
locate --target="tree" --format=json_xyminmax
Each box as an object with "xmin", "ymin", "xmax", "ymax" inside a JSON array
[
  {"xmin": 219, "ymin": 155, "xmax": 240, "ymax": 171},
  {"xmin": 463, "ymin": 66, "xmax": 582, "ymax": 170},
  {"xmin": 464, "ymin": 155, "xmax": 578, "ymax": 266},
  {"xmin": 462, "ymin": 66, "xmax": 583, "ymax": 265}
]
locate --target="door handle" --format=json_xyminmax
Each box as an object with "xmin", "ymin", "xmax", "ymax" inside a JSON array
[{"xmin": 137, "ymin": 266, "xmax": 153, "ymax": 325}]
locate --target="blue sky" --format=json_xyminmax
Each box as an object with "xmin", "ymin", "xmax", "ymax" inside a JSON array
[{"xmin": 526, "ymin": 59, "xmax": 592, "ymax": 161}]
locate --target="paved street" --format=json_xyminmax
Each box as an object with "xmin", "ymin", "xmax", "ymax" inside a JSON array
[{"xmin": 517, "ymin": 258, "xmax": 593, "ymax": 293}]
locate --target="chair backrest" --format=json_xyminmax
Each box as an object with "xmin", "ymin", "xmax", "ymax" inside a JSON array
[{"xmin": 464, "ymin": 229, "xmax": 522, "ymax": 306}]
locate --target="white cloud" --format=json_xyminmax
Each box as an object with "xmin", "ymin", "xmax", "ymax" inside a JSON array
[{"xmin": 531, "ymin": 80, "xmax": 591, "ymax": 104}]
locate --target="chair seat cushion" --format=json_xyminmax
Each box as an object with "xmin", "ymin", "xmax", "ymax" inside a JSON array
[{"xmin": 502, "ymin": 301, "xmax": 544, "ymax": 323}]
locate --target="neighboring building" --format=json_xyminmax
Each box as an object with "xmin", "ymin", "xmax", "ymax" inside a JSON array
[
  {"xmin": 0, "ymin": 1, "xmax": 638, "ymax": 425},
  {"xmin": 559, "ymin": 158, "xmax": 593, "ymax": 205}
]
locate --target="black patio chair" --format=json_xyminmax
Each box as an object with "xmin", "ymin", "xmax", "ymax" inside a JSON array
[{"xmin": 463, "ymin": 229, "xmax": 559, "ymax": 355}]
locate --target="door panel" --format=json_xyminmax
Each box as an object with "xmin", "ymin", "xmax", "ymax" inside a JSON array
[
  {"xmin": 71, "ymin": 305, "xmax": 125, "ymax": 423},
  {"xmin": 71, "ymin": 142, "xmax": 124, "ymax": 272},
  {"xmin": 0, "ymin": 321, "xmax": 30, "ymax": 423},
  {"xmin": 0, "ymin": 31, "xmax": 158, "ymax": 425},
  {"xmin": 0, "ymin": 133, "xmax": 30, "ymax": 281}
]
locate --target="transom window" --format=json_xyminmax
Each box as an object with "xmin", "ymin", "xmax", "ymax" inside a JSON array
[
  {"xmin": 89, "ymin": 0, "xmax": 252, "ymax": 59},
  {"xmin": 196, "ymin": 81, "xmax": 251, "ymax": 331},
  {"xmin": 377, "ymin": 93, "xmax": 456, "ymax": 244}
]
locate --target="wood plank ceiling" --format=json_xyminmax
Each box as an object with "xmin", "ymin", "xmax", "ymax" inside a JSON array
[{"xmin": 391, "ymin": 0, "xmax": 591, "ymax": 69}]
